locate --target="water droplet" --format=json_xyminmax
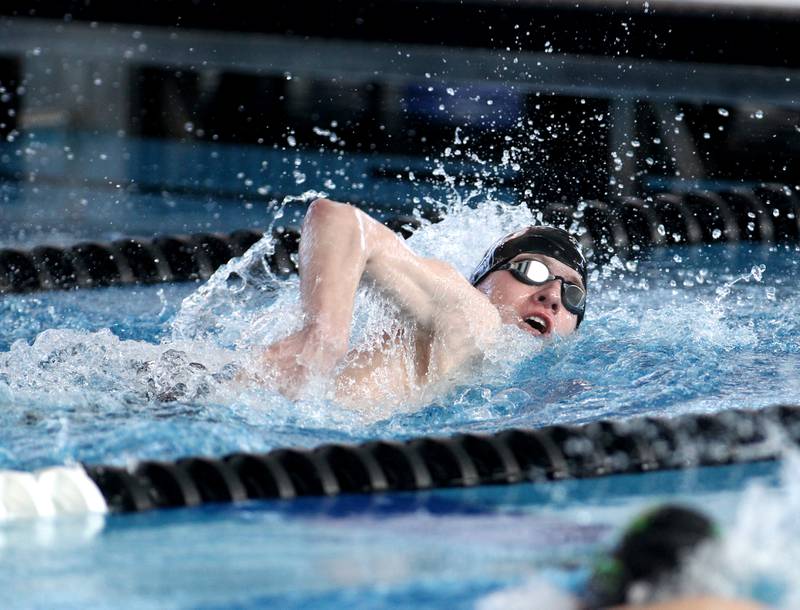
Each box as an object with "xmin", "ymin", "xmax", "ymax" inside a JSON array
[
  {"xmin": 657, "ymin": 224, "xmax": 666, "ymax": 236},
  {"xmin": 754, "ymin": 110, "xmax": 764, "ymax": 119},
  {"xmin": 712, "ymin": 228, "xmax": 722, "ymax": 239},
  {"xmin": 226, "ymin": 272, "xmax": 245, "ymax": 292},
  {"xmin": 673, "ymin": 254, "xmax": 683, "ymax": 263},
  {"xmin": 717, "ymin": 108, "xmax": 729, "ymax": 117}
]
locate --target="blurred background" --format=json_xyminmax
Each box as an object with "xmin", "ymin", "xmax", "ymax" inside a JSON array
[{"xmin": 0, "ymin": 0, "xmax": 798, "ymax": 246}]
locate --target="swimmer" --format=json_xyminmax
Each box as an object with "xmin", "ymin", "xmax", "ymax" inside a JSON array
[
  {"xmin": 259, "ymin": 198, "xmax": 587, "ymax": 407},
  {"xmin": 479, "ymin": 504, "xmax": 763, "ymax": 610},
  {"xmin": 582, "ymin": 505, "xmax": 763, "ymax": 610}
]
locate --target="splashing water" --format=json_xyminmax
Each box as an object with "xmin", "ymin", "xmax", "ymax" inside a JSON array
[
  {"xmin": 0, "ymin": 195, "xmax": 798, "ymax": 467},
  {"xmin": 658, "ymin": 451, "xmax": 800, "ymax": 608}
]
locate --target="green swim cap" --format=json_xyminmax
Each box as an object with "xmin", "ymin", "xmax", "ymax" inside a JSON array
[{"xmin": 583, "ymin": 504, "xmax": 717, "ymax": 608}]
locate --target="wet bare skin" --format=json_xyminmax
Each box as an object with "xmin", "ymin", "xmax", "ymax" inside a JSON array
[
  {"xmin": 610, "ymin": 598, "xmax": 763, "ymax": 610},
  {"xmin": 477, "ymin": 253, "xmax": 582, "ymax": 338},
  {"xmin": 259, "ymin": 198, "xmax": 581, "ymax": 408}
]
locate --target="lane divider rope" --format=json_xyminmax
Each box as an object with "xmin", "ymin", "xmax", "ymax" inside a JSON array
[
  {"xmin": 2, "ymin": 404, "xmax": 795, "ymax": 519},
  {"xmin": 2, "ymin": 184, "xmax": 798, "ymax": 294}
]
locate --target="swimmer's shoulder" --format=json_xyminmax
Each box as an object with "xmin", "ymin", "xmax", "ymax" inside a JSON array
[{"xmin": 420, "ymin": 259, "xmax": 502, "ymax": 355}]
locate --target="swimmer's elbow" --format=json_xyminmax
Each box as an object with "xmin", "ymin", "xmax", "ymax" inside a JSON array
[{"xmin": 306, "ymin": 198, "xmax": 355, "ymax": 228}]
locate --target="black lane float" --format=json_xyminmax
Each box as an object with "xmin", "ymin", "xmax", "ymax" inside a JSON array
[
  {"xmin": 84, "ymin": 404, "xmax": 799, "ymax": 513},
  {"xmin": 1, "ymin": 184, "xmax": 799, "ymax": 295}
]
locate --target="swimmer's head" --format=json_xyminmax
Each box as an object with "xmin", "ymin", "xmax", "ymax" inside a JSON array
[
  {"xmin": 583, "ymin": 504, "xmax": 717, "ymax": 608},
  {"xmin": 470, "ymin": 226, "xmax": 587, "ymax": 337}
]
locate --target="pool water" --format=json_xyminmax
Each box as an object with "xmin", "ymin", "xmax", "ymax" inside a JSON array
[
  {"xmin": 0, "ymin": 130, "xmax": 511, "ymax": 248},
  {"xmin": 1, "ymin": 196, "xmax": 800, "ymax": 608},
  {"xmin": 0, "ymin": 458, "xmax": 797, "ymax": 609},
  {"xmin": 0, "ymin": 199, "xmax": 798, "ymax": 468}
]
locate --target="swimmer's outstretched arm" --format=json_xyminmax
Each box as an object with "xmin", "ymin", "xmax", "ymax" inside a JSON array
[{"xmin": 260, "ymin": 198, "xmax": 500, "ymax": 393}]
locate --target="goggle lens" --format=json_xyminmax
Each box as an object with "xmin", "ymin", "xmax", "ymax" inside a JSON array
[{"xmin": 506, "ymin": 260, "xmax": 586, "ymax": 315}]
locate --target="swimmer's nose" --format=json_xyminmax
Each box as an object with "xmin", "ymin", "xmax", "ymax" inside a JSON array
[{"xmin": 533, "ymin": 281, "xmax": 562, "ymax": 312}]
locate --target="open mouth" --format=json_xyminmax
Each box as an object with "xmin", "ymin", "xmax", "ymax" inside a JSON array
[{"xmin": 524, "ymin": 315, "xmax": 548, "ymax": 334}]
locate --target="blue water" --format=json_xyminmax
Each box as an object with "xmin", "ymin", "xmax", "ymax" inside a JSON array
[
  {"xmin": 0, "ymin": 460, "xmax": 790, "ymax": 610},
  {"xmin": 2, "ymin": 131, "xmax": 800, "ymax": 608},
  {"xmin": 0, "ymin": 235, "xmax": 798, "ymax": 470},
  {"xmin": 0, "ymin": 130, "xmax": 513, "ymax": 247}
]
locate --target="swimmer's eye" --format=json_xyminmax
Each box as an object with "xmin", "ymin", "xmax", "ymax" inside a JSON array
[{"xmin": 502, "ymin": 260, "xmax": 586, "ymax": 316}]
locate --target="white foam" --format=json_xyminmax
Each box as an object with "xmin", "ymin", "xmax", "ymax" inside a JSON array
[
  {"xmin": 475, "ymin": 576, "xmax": 577, "ymax": 610},
  {"xmin": 661, "ymin": 451, "xmax": 800, "ymax": 607}
]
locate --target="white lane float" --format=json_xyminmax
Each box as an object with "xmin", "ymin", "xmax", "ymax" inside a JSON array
[{"xmin": 0, "ymin": 465, "xmax": 108, "ymax": 520}]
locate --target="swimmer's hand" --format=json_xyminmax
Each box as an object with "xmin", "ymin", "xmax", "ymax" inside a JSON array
[{"xmin": 259, "ymin": 324, "xmax": 346, "ymax": 399}]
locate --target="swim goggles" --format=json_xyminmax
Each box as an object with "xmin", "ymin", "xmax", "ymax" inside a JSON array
[{"xmin": 500, "ymin": 259, "xmax": 587, "ymax": 316}]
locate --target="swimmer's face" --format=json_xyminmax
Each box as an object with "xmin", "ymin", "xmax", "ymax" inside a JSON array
[{"xmin": 476, "ymin": 253, "xmax": 582, "ymax": 337}]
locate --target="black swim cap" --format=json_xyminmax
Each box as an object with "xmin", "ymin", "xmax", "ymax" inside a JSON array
[
  {"xmin": 469, "ymin": 226, "xmax": 588, "ymax": 326},
  {"xmin": 584, "ymin": 505, "xmax": 717, "ymax": 608}
]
